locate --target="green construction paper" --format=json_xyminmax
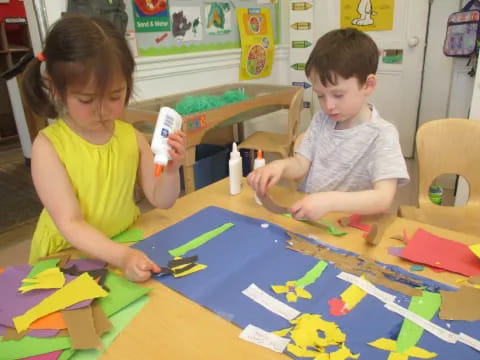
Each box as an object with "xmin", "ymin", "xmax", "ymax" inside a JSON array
[
  {"xmin": 295, "ymin": 261, "xmax": 328, "ymax": 288},
  {"xmin": 0, "ymin": 333, "xmax": 71, "ymax": 359},
  {"xmin": 396, "ymin": 291, "xmax": 441, "ymax": 353},
  {"xmin": 168, "ymin": 222, "xmax": 235, "ymax": 257},
  {"xmin": 111, "ymin": 228, "xmax": 144, "ymax": 243},
  {"xmin": 97, "ymin": 272, "xmax": 151, "ymax": 317},
  {"xmin": 27, "ymin": 259, "xmax": 60, "ymax": 278},
  {"xmin": 58, "ymin": 350, "xmax": 75, "ymax": 360},
  {"xmin": 282, "ymin": 214, "xmax": 346, "ymax": 236},
  {"xmin": 69, "ymin": 296, "xmax": 150, "ymax": 360}
]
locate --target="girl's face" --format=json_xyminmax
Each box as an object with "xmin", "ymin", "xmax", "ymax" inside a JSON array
[{"xmin": 64, "ymin": 76, "xmax": 127, "ymax": 130}]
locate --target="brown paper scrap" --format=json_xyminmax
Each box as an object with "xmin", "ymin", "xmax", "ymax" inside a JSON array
[
  {"xmin": 440, "ymin": 287, "xmax": 480, "ymax": 321},
  {"xmin": 258, "ymin": 193, "xmax": 290, "ymax": 214}
]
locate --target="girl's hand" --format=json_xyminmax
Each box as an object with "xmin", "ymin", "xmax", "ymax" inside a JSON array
[
  {"xmin": 167, "ymin": 131, "xmax": 186, "ymax": 173},
  {"xmin": 122, "ymin": 248, "xmax": 160, "ymax": 282}
]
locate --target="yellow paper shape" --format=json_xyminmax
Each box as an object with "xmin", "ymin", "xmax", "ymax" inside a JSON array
[
  {"xmin": 470, "ymin": 244, "xmax": 480, "ymax": 259},
  {"xmin": 19, "ymin": 268, "xmax": 65, "ymax": 293},
  {"xmin": 172, "ymin": 263, "xmax": 207, "ymax": 278},
  {"xmin": 271, "ymin": 327, "xmax": 292, "ymax": 337},
  {"xmin": 13, "ymin": 273, "xmax": 108, "ymax": 332},
  {"xmin": 369, "ymin": 338, "xmax": 437, "ymax": 359},
  {"xmin": 340, "ymin": 283, "xmax": 367, "ymax": 310},
  {"xmin": 271, "ymin": 281, "xmax": 312, "ymax": 303}
]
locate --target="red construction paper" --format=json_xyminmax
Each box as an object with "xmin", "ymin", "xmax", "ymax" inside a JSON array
[{"xmin": 400, "ymin": 228, "xmax": 480, "ymax": 276}]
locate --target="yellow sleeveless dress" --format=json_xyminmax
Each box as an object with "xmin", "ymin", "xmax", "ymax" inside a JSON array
[{"xmin": 29, "ymin": 119, "xmax": 140, "ymax": 264}]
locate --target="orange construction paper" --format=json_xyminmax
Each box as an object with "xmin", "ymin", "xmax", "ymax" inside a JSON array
[
  {"xmin": 0, "ymin": 268, "xmax": 5, "ymax": 275},
  {"xmin": 29, "ymin": 311, "xmax": 67, "ymax": 330}
]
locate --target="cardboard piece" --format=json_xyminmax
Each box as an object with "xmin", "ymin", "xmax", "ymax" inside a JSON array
[
  {"xmin": 258, "ymin": 193, "xmax": 290, "ymax": 214},
  {"xmin": 62, "ymin": 307, "xmax": 102, "ymax": 350},
  {"xmin": 439, "ymin": 287, "xmax": 480, "ymax": 321}
]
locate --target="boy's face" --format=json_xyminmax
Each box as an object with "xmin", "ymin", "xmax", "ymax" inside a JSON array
[{"xmin": 309, "ymin": 72, "xmax": 376, "ymax": 127}]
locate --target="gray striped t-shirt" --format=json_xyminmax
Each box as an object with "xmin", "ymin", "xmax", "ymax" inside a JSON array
[{"xmin": 296, "ymin": 106, "xmax": 409, "ymax": 193}]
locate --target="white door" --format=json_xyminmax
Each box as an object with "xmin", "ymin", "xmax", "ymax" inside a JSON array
[{"xmin": 312, "ymin": 0, "xmax": 429, "ymax": 157}]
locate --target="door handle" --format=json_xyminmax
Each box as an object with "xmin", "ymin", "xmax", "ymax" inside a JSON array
[{"xmin": 408, "ymin": 36, "xmax": 420, "ymax": 48}]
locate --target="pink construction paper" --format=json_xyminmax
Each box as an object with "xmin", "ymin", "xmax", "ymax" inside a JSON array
[
  {"xmin": 400, "ymin": 228, "xmax": 480, "ymax": 276},
  {"xmin": 21, "ymin": 350, "xmax": 62, "ymax": 360}
]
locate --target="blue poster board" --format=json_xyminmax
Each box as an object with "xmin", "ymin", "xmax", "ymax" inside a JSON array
[{"xmin": 133, "ymin": 206, "xmax": 480, "ymax": 359}]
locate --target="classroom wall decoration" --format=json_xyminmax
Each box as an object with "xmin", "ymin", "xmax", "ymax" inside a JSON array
[
  {"xmin": 340, "ymin": 0, "xmax": 394, "ymax": 31},
  {"xmin": 289, "ymin": 1, "xmax": 314, "ymax": 109},
  {"xmin": 236, "ymin": 7, "xmax": 274, "ymax": 80},
  {"xmin": 125, "ymin": 0, "xmax": 279, "ymax": 57}
]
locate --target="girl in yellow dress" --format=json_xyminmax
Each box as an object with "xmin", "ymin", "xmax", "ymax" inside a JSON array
[{"xmin": 22, "ymin": 15, "xmax": 186, "ymax": 282}]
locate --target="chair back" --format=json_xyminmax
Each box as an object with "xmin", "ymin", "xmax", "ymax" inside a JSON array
[{"xmin": 286, "ymin": 87, "xmax": 304, "ymax": 152}]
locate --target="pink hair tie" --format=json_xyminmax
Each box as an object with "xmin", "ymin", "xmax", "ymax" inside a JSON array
[{"xmin": 36, "ymin": 52, "xmax": 46, "ymax": 62}]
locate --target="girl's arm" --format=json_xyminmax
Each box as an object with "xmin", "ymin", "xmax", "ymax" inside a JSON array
[
  {"xmin": 135, "ymin": 130, "xmax": 185, "ymax": 209},
  {"xmin": 31, "ymin": 134, "xmax": 159, "ymax": 282}
]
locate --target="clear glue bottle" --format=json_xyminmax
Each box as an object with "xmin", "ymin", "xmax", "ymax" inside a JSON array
[
  {"xmin": 229, "ymin": 142, "xmax": 242, "ymax": 195},
  {"xmin": 151, "ymin": 106, "xmax": 183, "ymax": 177},
  {"xmin": 253, "ymin": 149, "xmax": 266, "ymax": 205}
]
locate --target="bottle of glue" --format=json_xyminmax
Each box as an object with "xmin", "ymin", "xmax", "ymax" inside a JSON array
[
  {"xmin": 229, "ymin": 142, "xmax": 242, "ymax": 195},
  {"xmin": 253, "ymin": 149, "xmax": 266, "ymax": 205},
  {"xmin": 151, "ymin": 106, "xmax": 183, "ymax": 177}
]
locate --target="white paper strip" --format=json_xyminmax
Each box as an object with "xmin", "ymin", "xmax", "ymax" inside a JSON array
[
  {"xmin": 458, "ymin": 332, "xmax": 480, "ymax": 352},
  {"xmin": 242, "ymin": 283, "xmax": 300, "ymax": 321},
  {"xmin": 336, "ymin": 272, "xmax": 396, "ymax": 304},
  {"xmin": 239, "ymin": 324, "xmax": 290, "ymax": 353},
  {"xmin": 385, "ymin": 302, "xmax": 458, "ymax": 344}
]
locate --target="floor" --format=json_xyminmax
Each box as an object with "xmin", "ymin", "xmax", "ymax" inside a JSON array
[{"xmin": 0, "ymin": 138, "xmax": 435, "ymax": 269}]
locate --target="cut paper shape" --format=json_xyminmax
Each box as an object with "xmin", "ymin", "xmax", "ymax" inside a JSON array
[
  {"xmin": 111, "ymin": 228, "xmax": 144, "ymax": 243},
  {"xmin": 172, "ymin": 263, "xmax": 207, "ymax": 278},
  {"xmin": 27, "ymin": 259, "xmax": 60, "ymax": 278},
  {"xmin": 283, "ymin": 214, "xmax": 347, "ymax": 236},
  {"xmin": 275, "ymin": 313, "xmax": 359, "ymax": 360},
  {"xmin": 338, "ymin": 214, "xmax": 371, "ymax": 232},
  {"xmin": 13, "ymin": 273, "xmax": 108, "ymax": 333},
  {"xmin": 369, "ymin": 338, "xmax": 437, "ymax": 359},
  {"xmin": 258, "ymin": 193, "xmax": 290, "ymax": 214},
  {"xmin": 469, "ymin": 244, "xmax": 480, "ymax": 259},
  {"xmin": 0, "ymin": 268, "xmax": 5, "ymax": 275},
  {"xmin": 328, "ymin": 297, "xmax": 349, "ymax": 316},
  {"xmin": 168, "ymin": 222, "xmax": 234, "ymax": 257},
  {"xmin": 399, "ymin": 228, "xmax": 480, "ymax": 276},
  {"xmin": 21, "ymin": 350, "xmax": 62, "ymax": 360},
  {"xmin": 388, "ymin": 246, "xmax": 405, "ymax": 257},
  {"xmin": 239, "ymin": 324, "xmax": 290, "ymax": 353},
  {"xmin": 63, "ymin": 259, "xmax": 106, "ymax": 272},
  {"xmin": 153, "ymin": 255, "xmax": 207, "ymax": 278},
  {"xmin": 410, "ymin": 265, "xmax": 425, "ymax": 272},
  {"xmin": 340, "ymin": 280, "xmax": 367, "ymax": 310},
  {"xmin": 19, "ymin": 268, "xmax": 66, "ymax": 293},
  {"xmin": 62, "ymin": 306, "xmax": 102, "ymax": 350},
  {"xmin": 271, "ymin": 261, "xmax": 328, "ymax": 302},
  {"xmin": 439, "ymin": 287, "xmax": 480, "ymax": 321},
  {"xmin": 30, "ymin": 312, "xmax": 66, "ymax": 330}
]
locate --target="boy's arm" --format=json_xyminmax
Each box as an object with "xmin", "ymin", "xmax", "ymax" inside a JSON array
[
  {"xmin": 290, "ymin": 178, "xmax": 397, "ymax": 220},
  {"xmin": 31, "ymin": 134, "xmax": 159, "ymax": 281},
  {"xmin": 247, "ymin": 153, "xmax": 310, "ymax": 195},
  {"xmin": 136, "ymin": 130, "xmax": 185, "ymax": 209}
]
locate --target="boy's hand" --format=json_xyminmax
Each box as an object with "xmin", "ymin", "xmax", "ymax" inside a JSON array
[
  {"xmin": 290, "ymin": 192, "xmax": 336, "ymax": 221},
  {"xmin": 122, "ymin": 248, "xmax": 160, "ymax": 282},
  {"xmin": 247, "ymin": 161, "xmax": 285, "ymax": 196},
  {"xmin": 167, "ymin": 131, "xmax": 186, "ymax": 172}
]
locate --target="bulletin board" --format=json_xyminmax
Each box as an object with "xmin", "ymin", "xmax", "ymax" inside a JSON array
[{"xmin": 126, "ymin": 1, "xmax": 280, "ymax": 56}]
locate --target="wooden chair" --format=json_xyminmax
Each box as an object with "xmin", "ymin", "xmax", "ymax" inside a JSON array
[
  {"xmin": 238, "ymin": 87, "xmax": 304, "ymax": 160},
  {"xmin": 398, "ymin": 118, "xmax": 480, "ymax": 236}
]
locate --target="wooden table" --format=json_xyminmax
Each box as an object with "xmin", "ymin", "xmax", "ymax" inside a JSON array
[{"xmin": 100, "ymin": 178, "xmax": 480, "ymax": 359}]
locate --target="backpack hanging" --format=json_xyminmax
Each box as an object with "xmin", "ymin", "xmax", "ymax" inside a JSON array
[
  {"xmin": 443, "ymin": 0, "xmax": 480, "ymax": 57},
  {"xmin": 65, "ymin": 0, "xmax": 128, "ymax": 35}
]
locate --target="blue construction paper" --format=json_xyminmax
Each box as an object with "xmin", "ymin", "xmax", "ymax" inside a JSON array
[{"xmin": 133, "ymin": 206, "xmax": 480, "ymax": 360}]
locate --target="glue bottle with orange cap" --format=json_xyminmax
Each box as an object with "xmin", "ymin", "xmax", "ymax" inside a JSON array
[
  {"xmin": 253, "ymin": 149, "xmax": 266, "ymax": 205},
  {"xmin": 151, "ymin": 106, "xmax": 183, "ymax": 177}
]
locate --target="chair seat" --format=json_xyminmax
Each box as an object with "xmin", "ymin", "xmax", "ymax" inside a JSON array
[{"xmin": 238, "ymin": 131, "xmax": 290, "ymax": 157}]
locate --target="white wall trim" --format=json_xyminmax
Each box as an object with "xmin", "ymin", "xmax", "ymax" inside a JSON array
[{"xmin": 134, "ymin": 45, "xmax": 289, "ymax": 81}]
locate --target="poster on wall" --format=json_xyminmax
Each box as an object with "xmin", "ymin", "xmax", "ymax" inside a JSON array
[
  {"xmin": 132, "ymin": 0, "xmax": 171, "ymax": 32},
  {"xmin": 236, "ymin": 7, "xmax": 274, "ymax": 81},
  {"xmin": 205, "ymin": 2, "xmax": 232, "ymax": 35},
  {"xmin": 171, "ymin": 6, "xmax": 203, "ymax": 41},
  {"xmin": 340, "ymin": 0, "xmax": 394, "ymax": 31}
]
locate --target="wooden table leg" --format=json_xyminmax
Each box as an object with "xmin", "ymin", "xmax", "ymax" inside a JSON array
[{"xmin": 184, "ymin": 146, "xmax": 196, "ymax": 194}]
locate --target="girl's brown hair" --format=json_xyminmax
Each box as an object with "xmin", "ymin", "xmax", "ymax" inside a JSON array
[
  {"xmin": 22, "ymin": 15, "xmax": 135, "ymax": 119},
  {"xmin": 305, "ymin": 28, "xmax": 379, "ymax": 87}
]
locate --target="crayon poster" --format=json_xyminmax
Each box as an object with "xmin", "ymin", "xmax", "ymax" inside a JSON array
[
  {"xmin": 340, "ymin": 0, "xmax": 394, "ymax": 31},
  {"xmin": 171, "ymin": 6, "xmax": 203, "ymax": 41},
  {"xmin": 236, "ymin": 8, "xmax": 274, "ymax": 81},
  {"xmin": 205, "ymin": 2, "xmax": 232, "ymax": 35},
  {"xmin": 132, "ymin": 0, "xmax": 171, "ymax": 32}
]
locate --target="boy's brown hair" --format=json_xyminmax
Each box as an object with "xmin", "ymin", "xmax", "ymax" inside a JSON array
[
  {"xmin": 22, "ymin": 15, "xmax": 135, "ymax": 119},
  {"xmin": 305, "ymin": 28, "xmax": 379, "ymax": 86}
]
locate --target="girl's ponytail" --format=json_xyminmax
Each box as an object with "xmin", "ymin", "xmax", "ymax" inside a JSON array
[{"xmin": 21, "ymin": 57, "xmax": 58, "ymax": 119}]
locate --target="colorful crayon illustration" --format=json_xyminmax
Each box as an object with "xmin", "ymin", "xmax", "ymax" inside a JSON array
[
  {"xmin": 291, "ymin": 63, "xmax": 306, "ymax": 71},
  {"xmin": 292, "ymin": 40, "xmax": 312, "ymax": 48},
  {"xmin": 291, "ymin": 22, "xmax": 312, "ymax": 30},
  {"xmin": 155, "ymin": 33, "xmax": 168, "ymax": 44},
  {"xmin": 292, "ymin": 2, "xmax": 313, "ymax": 11}
]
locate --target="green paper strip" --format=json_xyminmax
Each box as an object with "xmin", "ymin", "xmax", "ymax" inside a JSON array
[
  {"xmin": 396, "ymin": 291, "xmax": 441, "ymax": 353},
  {"xmin": 282, "ymin": 214, "xmax": 346, "ymax": 236},
  {"xmin": 27, "ymin": 259, "xmax": 60, "ymax": 278},
  {"xmin": 111, "ymin": 228, "xmax": 144, "ymax": 243},
  {"xmin": 168, "ymin": 223, "xmax": 235, "ymax": 257},
  {"xmin": 295, "ymin": 261, "xmax": 328, "ymax": 288},
  {"xmin": 0, "ymin": 333, "xmax": 71, "ymax": 359}
]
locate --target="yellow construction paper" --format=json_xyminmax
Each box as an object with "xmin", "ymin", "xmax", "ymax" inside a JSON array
[
  {"xmin": 340, "ymin": 283, "xmax": 367, "ymax": 310},
  {"xmin": 19, "ymin": 268, "xmax": 65, "ymax": 293},
  {"xmin": 369, "ymin": 338, "xmax": 437, "ymax": 359},
  {"xmin": 469, "ymin": 244, "xmax": 480, "ymax": 259},
  {"xmin": 271, "ymin": 281, "xmax": 312, "ymax": 303},
  {"xmin": 13, "ymin": 273, "xmax": 108, "ymax": 333},
  {"xmin": 172, "ymin": 263, "xmax": 207, "ymax": 278},
  {"xmin": 271, "ymin": 327, "xmax": 292, "ymax": 337}
]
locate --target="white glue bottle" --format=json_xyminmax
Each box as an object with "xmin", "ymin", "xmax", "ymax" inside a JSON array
[
  {"xmin": 253, "ymin": 149, "xmax": 266, "ymax": 205},
  {"xmin": 151, "ymin": 106, "xmax": 183, "ymax": 177},
  {"xmin": 229, "ymin": 142, "xmax": 242, "ymax": 195}
]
